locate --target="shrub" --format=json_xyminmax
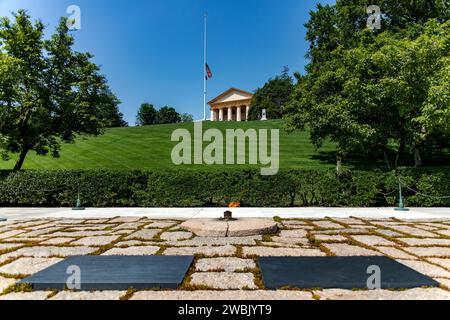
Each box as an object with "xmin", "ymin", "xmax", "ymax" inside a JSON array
[{"xmin": 0, "ymin": 168, "xmax": 449, "ymax": 207}]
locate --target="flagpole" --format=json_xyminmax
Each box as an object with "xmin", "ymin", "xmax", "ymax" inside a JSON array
[{"xmin": 203, "ymin": 12, "xmax": 207, "ymax": 121}]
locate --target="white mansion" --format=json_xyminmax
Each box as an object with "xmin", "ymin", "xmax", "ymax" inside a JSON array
[{"xmin": 209, "ymin": 88, "xmax": 253, "ymax": 122}]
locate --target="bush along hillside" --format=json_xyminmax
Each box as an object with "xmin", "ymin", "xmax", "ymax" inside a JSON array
[{"xmin": 0, "ymin": 168, "xmax": 449, "ymax": 208}]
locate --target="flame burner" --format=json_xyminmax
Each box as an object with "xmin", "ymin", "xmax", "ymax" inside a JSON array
[{"xmin": 219, "ymin": 210, "xmax": 237, "ymax": 221}]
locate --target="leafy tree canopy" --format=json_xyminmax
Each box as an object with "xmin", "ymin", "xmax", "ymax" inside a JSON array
[
  {"xmin": 0, "ymin": 10, "xmax": 122, "ymax": 170},
  {"xmin": 248, "ymin": 66, "xmax": 296, "ymax": 121},
  {"xmin": 286, "ymin": 0, "xmax": 450, "ymax": 168}
]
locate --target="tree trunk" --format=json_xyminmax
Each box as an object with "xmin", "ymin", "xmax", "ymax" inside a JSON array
[
  {"xmin": 414, "ymin": 145, "xmax": 422, "ymax": 167},
  {"xmin": 336, "ymin": 155, "xmax": 342, "ymax": 174},
  {"xmin": 383, "ymin": 148, "xmax": 391, "ymax": 169},
  {"xmin": 13, "ymin": 148, "xmax": 30, "ymax": 171},
  {"xmin": 395, "ymin": 136, "xmax": 406, "ymax": 168}
]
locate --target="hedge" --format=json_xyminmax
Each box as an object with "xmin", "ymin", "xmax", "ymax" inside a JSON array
[{"xmin": 0, "ymin": 168, "xmax": 449, "ymax": 207}]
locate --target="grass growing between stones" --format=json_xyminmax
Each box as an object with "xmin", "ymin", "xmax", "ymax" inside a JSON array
[
  {"xmin": 120, "ymin": 288, "xmax": 138, "ymax": 300},
  {"xmin": 1, "ymin": 283, "xmax": 33, "ymax": 295}
]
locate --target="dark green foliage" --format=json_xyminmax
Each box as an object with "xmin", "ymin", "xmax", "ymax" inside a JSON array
[
  {"xmin": 156, "ymin": 106, "xmax": 181, "ymax": 124},
  {"xmin": 1, "ymin": 168, "xmax": 448, "ymax": 208},
  {"xmin": 287, "ymin": 0, "xmax": 450, "ymax": 168},
  {"xmin": 136, "ymin": 103, "xmax": 158, "ymax": 126},
  {"xmin": 136, "ymin": 104, "xmax": 181, "ymax": 126},
  {"xmin": 248, "ymin": 67, "xmax": 295, "ymax": 121}
]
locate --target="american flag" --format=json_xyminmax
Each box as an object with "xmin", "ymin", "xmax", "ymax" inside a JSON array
[{"xmin": 205, "ymin": 63, "xmax": 213, "ymax": 80}]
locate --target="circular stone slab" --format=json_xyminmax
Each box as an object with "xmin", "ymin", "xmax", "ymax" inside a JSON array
[{"xmin": 180, "ymin": 219, "xmax": 278, "ymax": 237}]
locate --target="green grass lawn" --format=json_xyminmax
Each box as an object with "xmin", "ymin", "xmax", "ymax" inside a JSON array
[{"xmin": 0, "ymin": 120, "xmax": 338, "ymax": 171}]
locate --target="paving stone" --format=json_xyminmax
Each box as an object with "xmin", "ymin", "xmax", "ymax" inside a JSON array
[
  {"xmin": 313, "ymin": 234, "xmax": 347, "ymax": 242},
  {"xmin": 101, "ymin": 246, "xmax": 160, "ymax": 256},
  {"xmin": 50, "ymin": 291, "xmax": 126, "ymax": 300},
  {"xmin": 270, "ymin": 236, "xmax": 310, "ymax": 245},
  {"xmin": 258, "ymin": 242, "xmax": 302, "ymax": 248},
  {"xmin": 1, "ymin": 236, "xmax": 48, "ymax": 241},
  {"xmin": 426, "ymin": 258, "xmax": 450, "ymax": 270},
  {"xmin": 347, "ymin": 225, "xmax": 375, "ymax": 229},
  {"xmin": 396, "ymin": 259, "xmax": 450, "ymax": 278},
  {"xmin": 437, "ymin": 230, "xmax": 450, "ymax": 237},
  {"xmin": 375, "ymin": 246, "xmax": 417, "ymax": 260},
  {"xmin": 113, "ymin": 223, "xmax": 145, "ymax": 230},
  {"xmin": 111, "ymin": 229, "xmax": 136, "ymax": 235},
  {"xmin": 314, "ymin": 228, "xmax": 369, "ymax": 235},
  {"xmin": 20, "ymin": 227, "xmax": 63, "ymax": 237},
  {"xmin": 7, "ymin": 246, "xmax": 96, "ymax": 258},
  {"xmin": 9, "ymin": 220, "xmax": 49, "ymax": 228},
  {"xmin": 313, "ymin": 221, "xmax": 344, "ymax": 229},
  {"xmin": 25, "ymin": 223, "xmax": 59, "ymax": 231},
  {"xmin": 109, "ymin": 217, "xmax": 143, "ymax": 223},
  {"xmin": 283, "ymin": 225, "xmax": 316, "ymax": 230},
  {"xmin": 242, "ymin": 246, "xmax": 325, "ymax": 257},
  {"xmin": 436, "ymin": 278, "xmax": 450, "ymax": 289},
  {"xmin": 0, "ymin": 292, "xmax": 51, "ymax": 300},
  {"xmin": 147, "ymin": 221, "xmax": 179, "ymax": 229},
  {"xmin": 115, "ymin": 240, "xmax": 146, "ymax": 247},
  {"xmin": 190, "ymin": 272, "xmax": 257, "ymax": 289},
  {"xmin": 282, "ymin": 220, "xmax": 308, "ymax": 227},
  {"xmin": 315, "ymin": 288, "xmax": 450, "ymax": 300},
  {"xmin": 66, "ymin": 225, "xmax": 110, "ymax": 231},
  {"xmin": 0, "ymin": 255, "xmax": 15, "ymax": 265},
  {"xmin": 373, "ymin": 229, "xmax": 403, "ymax": 237},
  {"xmin": 156, "ymin": 236, "xmax": 261, "ymax": 247},
  {"xmin": 323, "ymin": 244, "xmax": 382, "ymax": 256},
  {"xmin": 331, "ymin": 218, "xmax": 366, "ymax": 225},
  {"xmin": 414, "ymin": 225, "xmax": 442, "ymax": 231},
  {"xmin": 398, "ymin": 238, "xmax": 450, "ymax": 246},
  {"xmin": 0, "ymin": 257, "xmax": 62, "ymax": 275},
  {"xmin": 130, "ymin": 290, "xmax": 314, "ymax": 300},
  {"xmin": 279, "ymin": 229, "xmax": 307, "ymax": 238},
  {"xmin": 39, "ymin": 237, "xmax": 77, "ymax": 245},
  {"xmin": 352, "ymin": 235, "xmax": 397, "ymax": 246},
  {"xmin": 388, "ymin": 226, "xmax": 439, "ymax": 237},
  {"xmin": 52, "ymin": 231, "xmax": 110, "ymax": 237},
  {"xmin": 0, "ymin": 230, "xmax": 25, "ymax": 239},
  {"xmin": 403, "ymin": 247, "xmax": 450, "ymax": 257},
  {"xmin": 57, "ymin": 219, "xmax": 87, "ymax": 225},
  {"xmin": 160, "ymin": 231, "xmax": 193, "ymax": 241},
  {"xmin": 0, "ymin": 276, "xmax": 16, "ymax": 292},
  {"xmin": 163, "ymin": 245, "xmax": 236, "ymax": 257},
  {"xmin": 125, "ymin": 229, "xmax": 160, "ymax": 240},
  {"xmin": 0, "ymin": 243, "xmax": 23, "ymax": 251},
  {"xmin": 84, "ymin": 219, "xmax": 113, "ymax": 224},
  {"xmin": 71, "ymin": 236, "xmax": 120, "ymax": 247},
  {"xmin": 195, "ymin": 258, "xmax": 256, "ymax": 272}
]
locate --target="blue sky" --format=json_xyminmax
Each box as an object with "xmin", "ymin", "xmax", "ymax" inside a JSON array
[{"xmin": 0, "ymin": 0, "xmax": 335, "ymax": 125}]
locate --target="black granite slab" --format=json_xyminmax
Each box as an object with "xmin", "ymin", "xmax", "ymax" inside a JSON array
[
  {"xmin": 258, "ymin": 256, "xmax": 440, "ymax": 289},
  {"xmin": 20, "ymin": 255, "xmax": 194, "ymax": 290}
]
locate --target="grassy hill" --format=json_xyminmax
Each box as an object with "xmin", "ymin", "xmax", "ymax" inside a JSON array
[{"xmin": 0, "ymin": 120, "xmax": 338, "ymax": 171}]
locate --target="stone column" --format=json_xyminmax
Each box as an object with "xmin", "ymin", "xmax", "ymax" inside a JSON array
[
  {"xmin": 210, "ymin": 110, "xmax": 215, "ymax": 121},
  {"xmin": 228, "ymin": 107, "xmax": 232, "ymax": 121},
  {"xmin": 246, "ymin": 106, "xmax": 249, "ymax": 121},
  {"xmin": 219, "ymin": 108, "xmax": 223, "ymax": 121},
  {"xmin": 236, "ymin": 106, "xmax": 242, "ymax": 122}
]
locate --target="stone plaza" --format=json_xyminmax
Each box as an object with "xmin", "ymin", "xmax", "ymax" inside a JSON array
[{"xmin": 0, "ymin": 215, "xmax": 450, "ymax": 300}]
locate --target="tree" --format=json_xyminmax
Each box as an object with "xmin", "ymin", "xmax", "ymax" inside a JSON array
[
  {"xmin": 157, "ymin": 106, "xmax": 181, "ymax": 124},
  {"xmin": 248, "ymin": 66, "xmax": 295, "ymax": 121},
  {"xmin": 97, "ymin": 88, "xmax": 127, "ymax": 128},
  {"xmin": 180, "ymin": 113, "xmax": 194, "ymax": 123},
  {"xmin": 0, "ymin": 11, "xmax": 119, "ymax": 170},
  {"xmin": 285, "ymin": 0, "xmax": 450, "ymax": 169},
  {"xmin": 136, "ymin": 103, "xmax": 158, "ymax": 126}
]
